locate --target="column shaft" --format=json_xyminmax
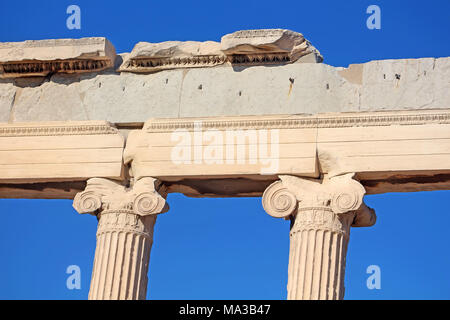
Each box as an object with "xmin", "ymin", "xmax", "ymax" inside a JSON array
[
  {"xmin": 89, "ymin": 210, "xmax": 156, "ymax": 300},
  {"xmin": 287, "ymin": 208, "xmax": 354, "ymax": 300},
  {"xmin": 262, "ymin": 174, "xmax": 376, "ymax": 300}
]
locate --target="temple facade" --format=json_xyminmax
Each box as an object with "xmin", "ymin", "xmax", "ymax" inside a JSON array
[{"xmin": 1, "ymin": 29, "xmax": 449, "ymax": 299}]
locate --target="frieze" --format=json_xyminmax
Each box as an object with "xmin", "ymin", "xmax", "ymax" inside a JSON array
[{"xmin": 143, "ymin": 111, "xmax": 450, "ymax": 132}]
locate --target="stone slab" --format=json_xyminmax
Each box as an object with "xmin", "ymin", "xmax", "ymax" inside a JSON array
[
  {"xmin": 0, "ymin": 121, "xmax": 125, "ymax": 182},
  {"xmin": 124, "ymin": 114, "xmax": 319, "ymax": 180},
  {"xmin": 0, "ymin": 37, "xmax": 116, "ymax": 78},
  {"xmin": 119, "ymin": 41, "xmax": 227, "ymax": 73},
  {"xmin": 221, "ymin": 29, "xmax": 322, "ymax": 63},
  {"xmin": 119, "ymin": 29, "xmax": 322, "ymax": 73},
  {"xmin": 1, "ymin": 57, "xmax": 447, "ymax": 123},
  {"xmin": 122, "ymin": 110, "xmax": 450, "ymax": 196}
]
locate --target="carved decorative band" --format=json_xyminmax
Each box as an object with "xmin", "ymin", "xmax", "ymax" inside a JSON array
[
  {"xmin": 96, "ymin": 229, "xmax": 151, "ymax": 239},
  {"xmin": 145, "ymin": 112, "xmax": 450, "ymax": 132},
  {"xmin": 290, "ymin": 211, "xmax": 355, "ymax": 236},
  {"xmin": 97, "ymin": 210, "xmax": 155, "ymax": 238},
  {"xmin": 127, "ymin": 55, "xmax": 227, "ymax": 69},
  {"xmin": 230, "ymin": 29, "xmax": 288, "ymax": 38},
  {"xmin": 101, "ymin": 209, "xmax": 137, "ymax": 215},
  {"xmin": 228, "ymin": 53, "xmax": 290, "ymax": 65},
  {"xmin": 0, "ymin": 124, "xmax": 118, "ymax": 137},
  {"xmin": 0, "ymin": 38, "xmax": 107, "ymax": 49},
  {"xmin": 290, "ymin": 226, "xmax": 348, "ymax": 237},
  {"xmin": 297, "ymin": 206, "xmax": 333, "ymax": 212},
  {"xmin": 0, "ymin": 59, "xmax": 110, "ymax": 77},
  {"xmin": 316, "ymin": 113, "xmax": 450, "ymax": 127},
  {"xmin": 124, "ymin": 53, "xmax": 294, "ymax": 71}
]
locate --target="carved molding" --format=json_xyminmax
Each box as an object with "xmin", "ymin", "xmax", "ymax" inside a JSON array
[
  {"xmin": 262, "ymin": 173, "xmax": 376, "ymax": 229},
  {"xmin": 0, "ymin": 123, "xmax": 118, "ymax": 137},
  {"xmin": 96, "ymin": 210, "xmax": 155, "ymax": 238},
  {"xmin": 0, "ymin": 59, "xmax": 111, "ymax": 78},
  {"xmin": 73, "ymin": 177, "xmax": 168, "ymax": 216},
  {"xmin": 0, "ymin": 37, "xmax": 115, "ymax": 78},
  {"xmin": 227, "ymin": 29, "xmax": 292, "ymax": 39},
  {"xmin": 122, "ymin": 52, "xmax": 300, "ymax": 71},
  {"xmin": 0, "ymin": 37, "xmax": 108, "ymax": 49},
  {"xmin": 228, "ymin": 53, "xmax": 291, "ymax": 65},
  {"xmin": 124, "ymin": 53, "xmax": 294, "ymax": 70},
  {"xmin": 125, "ymin": 55, "xmax": 228, "ymax": 72},
  {"xmin": 144, "ymin": 111, "xmax": 450, "ymax": 132},
  {"xmin": 118, "ymin": 29, "xmax": 321, "ymax": 73}
]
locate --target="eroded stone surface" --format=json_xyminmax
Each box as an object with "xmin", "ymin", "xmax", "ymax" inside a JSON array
[
  {"xmin": 119, "ymin": 41, "xmax": 227, "ymax": 73},
  {"xmin": 360, "ymin": 57, "xmax": 450, "ymax": 110},
  {"xmin": 0, "ymin": 38, "xmax": 116, "ymax": 78},
  {"xmin": 0, "ymin": 80, "xmax": 16, "ymax": 122},
  {"xmin": 177, "ymin": 63, "xmax": 358, "ymax": 118},
  {"xmin": 119, "ymin": 29, "xmax": 322, "ymax": 73},
  {"xmin": 221, "ymin": 29, "xmax": 322, "ymax": 64},
  {"xmin": 0, "ymin": 56, "xmax": 448, "ymax": 123},
  {"xmin": 12, "ymin": 76, "xmax": 88, "ymax": 121}
]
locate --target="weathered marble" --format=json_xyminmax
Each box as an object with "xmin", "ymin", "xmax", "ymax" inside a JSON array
[
  {"xmin": 359, "ymin": 57, "xmax": 450, "ymax": 111},
  {"xmin": 221, "ymin": 29, "xmax": 322, "ymax": 63},
  {"xmin": 73, "ymin": 177, "xmax": 168, "ymax": 300},
  {"xmin": 1, "ymin": 56, "xmax": 448, "ymax": 123},
  {"xmin": 119, "ymin": 41, "xmax": 227, "ymax": 73},
  {"xmin": 262, "ymin": 174, "xmax": 376, "ymax": 300},
  {"xmin": 0, "ymin": 38, "xmax": 116, "ymax": 78},
  {"xmin": 0, "ymin": 29, "xmax": 449, "ymax": 302},
  {"xmin": 0, "ymin": 79, "xmax": 15, "ymax": 122}
]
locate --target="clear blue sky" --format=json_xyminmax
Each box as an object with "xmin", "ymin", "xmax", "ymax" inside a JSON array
[{"xmin": 0, "ymin": 0, "xmax": 449, "ymax": 300}]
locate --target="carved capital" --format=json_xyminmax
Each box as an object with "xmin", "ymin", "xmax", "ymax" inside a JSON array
[
  {"xmin": 73, "ymin": 178, "xmax": 122, "ymax": 214},
  {"xmin": 262, "ymin": 173, "xmax": 376, "ymax": 228},
  {"xmin": 261, "ymin": 180, "xmax": 298, "ymax": 218},
  {"xmin": 130, "ymin": 177, "xmax": 169, "ymax": 216},
  {"xmin": 73, "ymin": 177, "xmax": 169, "ymax": 216}
]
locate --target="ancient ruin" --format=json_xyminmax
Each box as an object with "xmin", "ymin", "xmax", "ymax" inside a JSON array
[{"xmin": 1, "ymin": 29, "xmax": 449, "ymax": 300}]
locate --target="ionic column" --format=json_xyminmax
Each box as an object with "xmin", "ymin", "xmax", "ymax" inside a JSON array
[
  {"xmin": 73, "ymin": 177, "xmax": 168, "ymax": 300},
  {"xmin": 262, "ymin": 173, "xmax": 376, "ymax": 300}
]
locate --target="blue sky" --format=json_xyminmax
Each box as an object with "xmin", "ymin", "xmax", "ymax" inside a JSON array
[{"xmin": 0, "ymin": 0, "xmax": 449, "ymax": 299}]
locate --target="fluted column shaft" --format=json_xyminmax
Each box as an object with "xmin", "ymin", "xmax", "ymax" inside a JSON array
[
  {"xmin": 262, "ymin": 173, "xmax": 376, "ymax": 300},
  {"xmin": 287, "ymin": 208, "xmax": 354, "ymax": 300},
  {"xmin": 73, "ymin": 177, "xmax": 168, "ymax": 300},
  {"xmin": 89, "ymin": 210, "xmax": 156, "ymax": 300}
]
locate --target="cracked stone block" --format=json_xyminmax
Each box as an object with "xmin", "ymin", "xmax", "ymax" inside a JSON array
[
  {"xmin": 0, "ymin": 37, "xmax": 116, "ymax": 78},
  {"xmin": 119, "ymin": 41, "xmax": 227, "ymax": 73},
  {"xmin": 221, "ymin": 29, "xmax": 323, "ymax": 64}
]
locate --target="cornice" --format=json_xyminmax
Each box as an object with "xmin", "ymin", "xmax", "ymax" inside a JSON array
[
  {"xmin": 0, "ymin": 59, "xmax": 111, "ymax": 78},
  {"xmin": 144, "ymin": 111, "xmax": 450, "ymax": 132},
  {"xmin": 0, "ymin": 123, "xmax": 119, "ymax": 137}
]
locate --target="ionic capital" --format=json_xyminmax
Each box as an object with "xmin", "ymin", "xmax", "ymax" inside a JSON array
[
  {"xmin": 73, "ymin": 177, "xmax": 169, "ymax": 216},
  {"xmin": 262, "ymin": 173, "xmax": 376, "ymax": 228}
]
